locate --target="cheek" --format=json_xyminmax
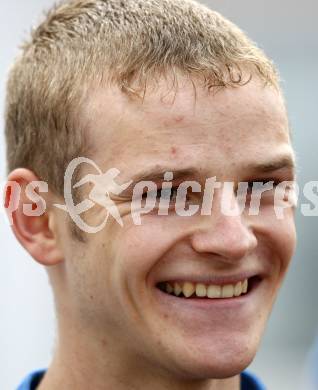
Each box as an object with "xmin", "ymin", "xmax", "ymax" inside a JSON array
[
  {"xmin": 272, "ymin": 214, "xmax": 296, "ymax": 267},
  {"xmin": 256, "ymin": 208, "xmax": 296, "ymax": 277},
  {"xmin": 113, "ymin": 217, "xmax": 180, "ymax": 275}
]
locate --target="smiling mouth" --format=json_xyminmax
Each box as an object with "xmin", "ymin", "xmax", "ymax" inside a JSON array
[{"xmin": 156, "ymin": 276, "xmax": 262, "ymax": 299}]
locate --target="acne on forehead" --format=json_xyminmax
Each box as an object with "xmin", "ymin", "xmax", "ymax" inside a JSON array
[
  {"xmin": 170, "ymin": 146, "xmax": 178, "ymax": 156},
  {"xmin": 162, "ymin": 115, "xmax": 186, "ymax": 129},
  {"xmin": 151, "ymin": 86, "xmax": 287, "ymax": 143},
  {"xmin": 83, "ymin": 78, "xmax": 289, "ymax": 162}
]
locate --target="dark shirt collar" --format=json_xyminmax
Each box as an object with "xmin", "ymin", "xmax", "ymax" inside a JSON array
[{"xmin": 17, "ymin": 369, "xmax": 265, "ymax": 390}]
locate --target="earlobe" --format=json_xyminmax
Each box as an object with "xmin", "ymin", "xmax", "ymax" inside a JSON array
[{"xmin": 4, "ymin": 168, "xmax": 64, "ymax": 266}]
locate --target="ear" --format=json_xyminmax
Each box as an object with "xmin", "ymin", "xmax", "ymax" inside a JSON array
[{"xmin": 4, "ymin": 168, "xmax": 64, "ymax": 266}]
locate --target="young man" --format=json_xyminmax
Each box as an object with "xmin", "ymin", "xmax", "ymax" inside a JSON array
[{"xmin": 4, "ymin": 0, "xmax": 296, "ymax": 389}]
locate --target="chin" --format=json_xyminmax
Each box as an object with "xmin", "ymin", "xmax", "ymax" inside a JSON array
[
  {"xmin": 165, "ymin": 334, "xmax": 260, "ymax": 381},
  {"xmin": 197, "ymin": 352, "xmax": 255, "ymax": 379}
]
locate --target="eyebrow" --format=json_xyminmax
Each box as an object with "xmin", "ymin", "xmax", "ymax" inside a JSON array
[
  {"xmin": 245, "ymin": 155, "xmax": 296, "ymax": 176},
  {"xmin": 129, "ymin": 167, "xmax": 200, "ymax": 184},
  {"xmin": 128, "ymin": 155, "xmax": 296, "ymax": 184}
]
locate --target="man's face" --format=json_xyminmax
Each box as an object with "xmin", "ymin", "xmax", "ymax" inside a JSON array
[{"xmin": 54, "ymin": 76, "xmax": 296, "ymax": 379}]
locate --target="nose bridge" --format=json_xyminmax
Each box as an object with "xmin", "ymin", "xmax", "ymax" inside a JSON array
[{"xmin": 191, "ymin": 188, "xmax": 257, "ymax": 260}]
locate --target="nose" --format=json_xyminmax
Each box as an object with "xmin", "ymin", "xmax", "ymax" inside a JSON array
[{"xmin": 190, "ymin": 194, "xmax": 257, "ymax": 262}]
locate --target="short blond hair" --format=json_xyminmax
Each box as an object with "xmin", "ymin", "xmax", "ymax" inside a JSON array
[{"xmin": 5, "ymin": 0, "xmax": 279, "ymax": 198}]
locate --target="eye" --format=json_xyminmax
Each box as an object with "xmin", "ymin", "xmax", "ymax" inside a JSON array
[
  {"xmin": 246, "ymin": 179, "xmax": 280, "ymax": 192},
  {"xmin": 141, "ymin": 186, "xmax": 179, "ymax": 202},
  {"xmin": 243, "ymin": 179, "xmax": 295, "ymax": 204},
  {"xmin": 247, "ymin": 179, "xmax": 277, "ymax": 192},
  {"xmin": 157, "ymin": 187, "xmax": 179, "ymax": 201}
]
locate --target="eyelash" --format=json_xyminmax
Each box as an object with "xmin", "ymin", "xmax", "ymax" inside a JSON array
[
  {"xmin": 246, "ymin": 179, "xmax": 282, "ymax": 190},
  {"xmin": 142, "ymin": 187, "xmax": 179, "ymax": 201},
  {"xmin": 141, "ymin": 179, "xmax": 288, "ymax": 200}
]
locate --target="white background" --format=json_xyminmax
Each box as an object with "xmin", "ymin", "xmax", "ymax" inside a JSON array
[{"xmin": 1, "ymin": 1, "xmax": 318, "ymax": 389}]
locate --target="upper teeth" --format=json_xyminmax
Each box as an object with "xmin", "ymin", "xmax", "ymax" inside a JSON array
[{"xmin": 164, "ymin": 279, "xmax": 248, "ymax": 299}]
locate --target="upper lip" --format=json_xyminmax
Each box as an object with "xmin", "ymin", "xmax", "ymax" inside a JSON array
[{"xmin": 156, "ymin": 272, "xmax": 262, "ymax": 286}]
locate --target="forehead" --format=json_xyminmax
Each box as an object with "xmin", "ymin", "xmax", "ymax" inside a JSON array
[{"xmin": 82, "ymin": 76, "xmax": 293, "ymax": 179}]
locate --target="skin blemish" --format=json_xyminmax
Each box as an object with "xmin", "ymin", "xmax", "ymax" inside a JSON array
[
  {"xmin": 174, "ymin": 115, "xmax": 184, "ymax": 123},
  {"xmin": 162, "ymin": 115, "xmax": 184, "ymax": 128},
  {"xmin": 101, "ymin": 338, "xmax": 108, "ymax": 347},
  {"xmin": 170, "ymin": 146, "xmax": 177, "ymax": 156}
]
